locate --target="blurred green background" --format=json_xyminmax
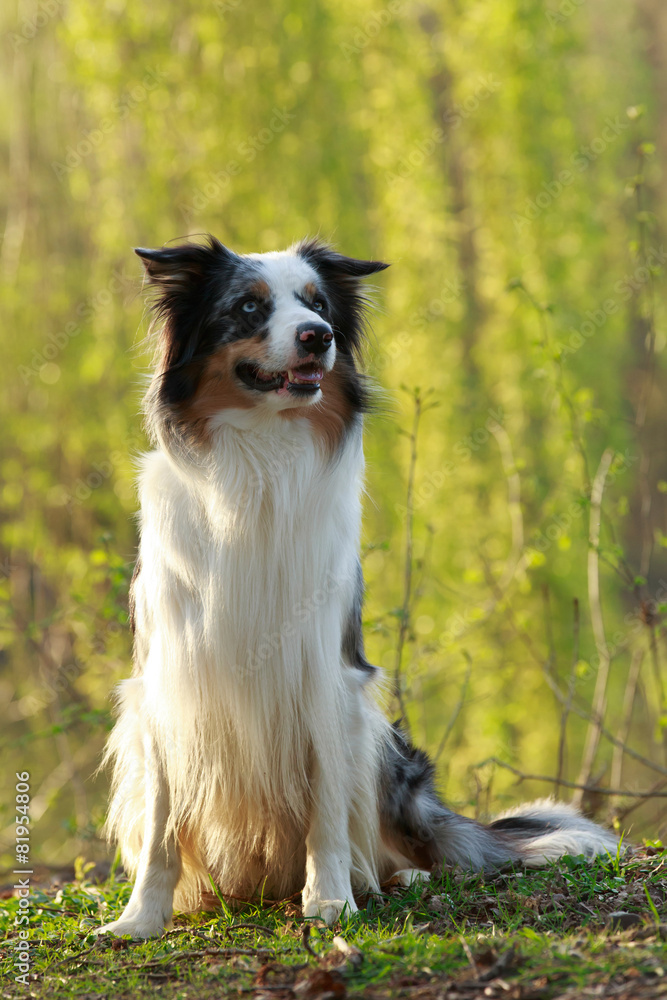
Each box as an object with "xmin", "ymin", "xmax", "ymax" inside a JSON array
[{"xmin": 2, "ymin": 0, "xmax": 667, "ymax": 870}]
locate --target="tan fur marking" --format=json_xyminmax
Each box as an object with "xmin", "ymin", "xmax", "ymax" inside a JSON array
[
  {"xmin": 303, "ymin": 282, "xmax": 317, "ymax": 299},
  {"xmin": 180, "ymin": 338, "xmax": 268, "ymax": 442},
  {"xmin": 248, "ymin": 279, "xmax": 271, "ymax": 300}
]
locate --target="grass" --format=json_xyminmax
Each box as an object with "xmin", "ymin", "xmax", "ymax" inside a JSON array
[{"xmin": 1, "ymin": 846, "xmax": 666, "ymax": 999}]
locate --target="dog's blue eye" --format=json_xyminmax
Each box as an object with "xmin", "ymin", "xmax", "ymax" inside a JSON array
[
  {"xmin": 312, "ymin": 300, "xmax": 325, "ymax": 312},
  {"xmin": 242, "ymin": 300, "xmax": 258, "ymax": 313}
]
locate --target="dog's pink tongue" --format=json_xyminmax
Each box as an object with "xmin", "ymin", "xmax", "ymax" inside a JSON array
[{"xmin": 289, "ymin": 369, "xmax": 323, "ymax": 384}]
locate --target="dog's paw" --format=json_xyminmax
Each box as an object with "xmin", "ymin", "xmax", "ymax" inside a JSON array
[
  {"xmin": 394, "ymin": 868, "xmax": 431, "ymax": 888},
  {"xmin": 94, "ymin": 913, "xmax": 167, "ymax": 939},
  {"xmin": 302, "ymin": 891, "xmax": 358, "ymax": 926}
]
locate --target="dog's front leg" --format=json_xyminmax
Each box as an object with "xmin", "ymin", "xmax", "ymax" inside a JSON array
[
  {"xmin": 96, "ymin": 732, "xmax": 180, "ymax": 938},
  {"xmin": 302, "ymin": 755, "xmax": 357, "ymax": 925}
]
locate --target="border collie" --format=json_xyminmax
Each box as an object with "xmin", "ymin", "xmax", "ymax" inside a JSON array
[{"xmin": 97, "ymin": 236, "xmax": 618, "ymax": 937}]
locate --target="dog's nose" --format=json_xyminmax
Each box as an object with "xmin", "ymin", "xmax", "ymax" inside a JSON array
[{"xmin": 295, "ymin": 322, "xmax": 333, "ymax": 356}]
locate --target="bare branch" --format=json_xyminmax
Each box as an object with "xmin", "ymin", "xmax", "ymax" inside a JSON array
[
  {"xmin": 647, "ymin": 623, "xmax": 667, "ymax": 766},
  {"xmin": 610, "ymin": 648, "xmax": 644, "ymax": 797},
  {"xmin": 474, "ymin": 756, "xmax": 667, "ymax": 798},
  {"xmin": 447, "ymin": 420, "xmax": 528, "ymax": 649},
  {"xmin": 614, "ymin": 778, "xmax": 667, "ymax": 822},
  {"xmin": 489, "ymin": 592, "xmax": 667, "ymax": 779},
  {"xmin": 557, "ymin": 598, "xmax": 579, "ymax": 792},
  {"xmin": 393, "ymin": 389, "xmax": 423, "ymax": 726},
  {"xmin": 486, "ymin": 418, "xmax": 524, "ymax": 595},
  {"xmin": 434, "ymin": 651, "xmax": 472, "ymax": 761},
  {"xmin": 573, "ymin": 447, "xmax": 614, "ymax": 807}
]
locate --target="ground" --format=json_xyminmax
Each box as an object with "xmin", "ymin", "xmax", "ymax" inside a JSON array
[{"xmin": 1, "ymin": 847, "xmax": 666, "ymax": 999}]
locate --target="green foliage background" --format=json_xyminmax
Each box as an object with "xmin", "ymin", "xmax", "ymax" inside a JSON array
[{"xmin": 1, "ymin": 0, "xmax": 667, "ymax": 868}]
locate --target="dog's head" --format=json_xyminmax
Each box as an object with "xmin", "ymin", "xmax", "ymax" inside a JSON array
[{"xmin": 137, "ymin": 236, "xmax": 388, "ymax": 448}]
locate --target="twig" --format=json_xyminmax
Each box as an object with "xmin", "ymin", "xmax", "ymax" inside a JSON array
[
  {"xmin": 239, "ymin": 987, "xmax": 304, "ymax": 994},
  {"xmin": 477, "ymin": 546, "xmax": 667, "ymax": 789},
  {"xmin": 512, "ymin": 281, "xmax": 590, "ymax": 492},
  {"xmin": 229, "ymin": 922, "xmax": 277, "ymax": 937},
  {"xmin": 556, "ymin": 598, "xmax": 579, "ymax": 792},
  {"xmin": 32, "ymin": 906, "xmax": 85, "ymax": 917},
  {"xmin": 542, "ymin": 584, "xmax": 557, "ymax": 678},
  {"xmin": 394, "ymin": 389, "xmax": 429, "ymax": 725},
  {"xmin": 610, "ymin": 649, "xmax": 644, "ymax": 797},
  {"xmin": 459, "ymin": 935, "xmax": 478, "ymax": 975},
  {"xmin": 445, "ymin": 420, "xmax": 528, "ymax": 651},
  {"xmin": 47, "ymin": 685, "xmax": 89, "ymax": 841},
  {"xmin": 474, "ymin": 756, "xmax": 667, "ymax": 797},
  {"xmin": 52, "ymin": 942, "xmax": 101, "ymax": 968},
  {"xmin": 572, "ymin": 703, "xmax": 667, "ymax": 778},
  {"xmin": 573, "ymin": 447, "xmax": 614, "ymax": 808},
  {"xmin": 486, "ymin": 418, "xmax": 524, "ymax": 595},
  {"xmin": 614, "ymin": 778, "xmax": 667, "ymax": 822},
  {"xmin": 484, "ymin": 576, "xmax": 667, "ymax": 779},
  {"xmin": 124, "ymin": 946, "xmax": 269, "ymax": 971},
  {"xmin": 633, "ymin": 153, "xmax": 658, "ymax": 583},
  {"xmin": 647, "ymin": 623, "xmax": 667, "ymax": 767},
  {"xmin": 434, "ymin": 652, "xmax": 473, "ymax": 761}
]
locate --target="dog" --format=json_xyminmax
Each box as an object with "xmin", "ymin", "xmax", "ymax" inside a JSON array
[{"xmin": 97, "ymin": 235, "xmax": 619, "ymax": 938}]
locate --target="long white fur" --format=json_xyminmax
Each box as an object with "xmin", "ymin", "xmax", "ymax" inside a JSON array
[
  {"xmin": 97, "ymin": 247, "xmax": 619, "ymax": 938},
  {"xmin": 493, "ymin": 798, "xmax": 620, "ymax": 864}
]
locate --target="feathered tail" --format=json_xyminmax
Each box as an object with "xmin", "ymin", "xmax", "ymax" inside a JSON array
[{"xmin": 379, "ymin": 725, "xmax": 620, "ymax": 874}]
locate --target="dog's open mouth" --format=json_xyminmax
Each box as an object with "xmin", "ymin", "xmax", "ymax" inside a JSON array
[{"xmin": 236, "ymin": 361, "xmax": 324, "ymax": 396}]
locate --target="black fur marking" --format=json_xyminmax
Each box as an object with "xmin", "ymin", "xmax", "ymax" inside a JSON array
[
  {"xmin": 342, "ymin": 561, "xmax": 376, "ymax": 675},
  {"xmin": 380, "ymin": 723, "xmax": 444, "ymax": 869},
  {"xmin": 488, "ymin": 816, "xmax": 557, "ymax": 835}
]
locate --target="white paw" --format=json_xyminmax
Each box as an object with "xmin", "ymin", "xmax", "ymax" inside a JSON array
[
  {"xmin": 302, "ymin": 891, "xmax": 358, "ymax": 925},
  {"xmin": 94, "ymin": 913, "xmax": 168, "ymax": 939},
  {"xmin": 395, "ymin": 868, "xmax": 431, "ymax": 888}
]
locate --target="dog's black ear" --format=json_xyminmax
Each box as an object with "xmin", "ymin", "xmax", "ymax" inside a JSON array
[
  {"xmin": 295, "ymin": 238, "xmax": 389, "ymax": 357},
  {"xmin": 296, "ymin": 238, "xmax": 389, "ymax": 280},
  {"xmin": 135, "ymin": 238, "xmax": 238, "ymax": 401},
  {"xmin": 134, "ymin": 237, "xmax": 235, "ymax": 291}
]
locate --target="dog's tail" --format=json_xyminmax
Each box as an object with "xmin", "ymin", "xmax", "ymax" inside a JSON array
[{"xmin": 380, "ymin": 724, "xmax": 619, "ymax": 873}]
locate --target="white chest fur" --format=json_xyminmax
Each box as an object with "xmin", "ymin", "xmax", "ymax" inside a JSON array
[{"xmin": 132, "ymin": 413, "xmax": 365, "ymax": 831}]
